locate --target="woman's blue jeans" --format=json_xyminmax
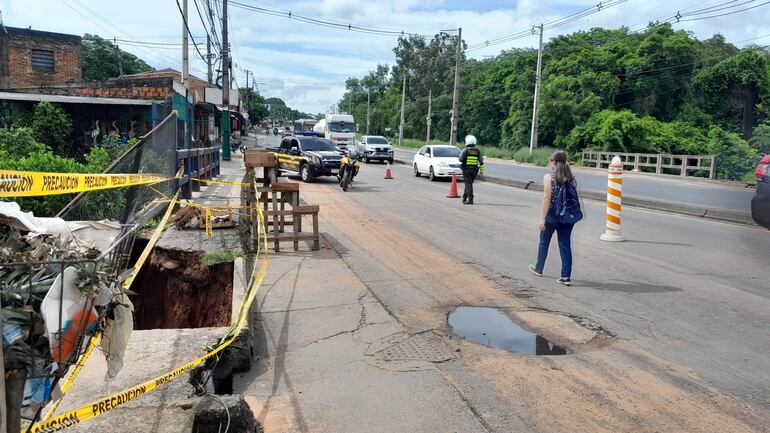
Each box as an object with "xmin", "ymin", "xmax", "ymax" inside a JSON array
[{"xmin": 535, "ymin": 221, "xmax": 574, "ymax": 279}]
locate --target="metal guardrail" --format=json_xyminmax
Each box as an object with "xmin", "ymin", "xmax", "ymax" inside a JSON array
[{"xmin": 581, "ymin": 151, "xmax": 717, "ymax": 179}]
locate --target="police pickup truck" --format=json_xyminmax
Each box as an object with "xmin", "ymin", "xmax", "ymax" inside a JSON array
[{"xmin": 268, "ymin": 136, "xmax": 343, "ymax": 182}]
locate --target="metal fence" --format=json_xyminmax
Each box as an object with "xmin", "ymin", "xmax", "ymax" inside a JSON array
[
  {"xmin": 582, "ymin": 151, "xmax": 717, "ymax": 178},
  {"xmin": 58, "ymin": 113, "xmax": 180, "ymax": 225}
]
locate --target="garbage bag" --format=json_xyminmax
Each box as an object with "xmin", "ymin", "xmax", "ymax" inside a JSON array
[
  {"xmin": 40, "ymin": 267, "xmax": 98, "ymax": 363},
  {"xmin": 100, "ymin": 293, "xmax": 134, "ymax": 379}
]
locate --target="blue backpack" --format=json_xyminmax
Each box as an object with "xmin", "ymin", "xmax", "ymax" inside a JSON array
[{"xmin": 554, "ymin": 182, "xmax": 583, "ymax": 225}]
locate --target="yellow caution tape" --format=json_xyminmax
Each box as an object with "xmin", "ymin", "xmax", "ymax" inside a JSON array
[
  {"xmin": 190, "ymin": 178, "xmax": 251, "ymax": 187},
  {"xmin": 204, "ymin": 207, "xmax": 213, "ymax": 238},
  {"xmin": 38, "ymin": 193, "xmax": 180, "ymax": 425},
  {"xmin": 25, "ymin": 180, "xmax": 268, "ymax": 433},
  {"xmin": 39, "ymin": 334, "xmax": 101, "ymax": 423},
  {"xmin": 0, "ymin": 170, "xmax": 173, "ymax": 198}
]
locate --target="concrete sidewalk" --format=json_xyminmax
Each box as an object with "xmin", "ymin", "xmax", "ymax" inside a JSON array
[{"xmin": 235, "ymin": 244, "xmax": 495, "ymax": 433}]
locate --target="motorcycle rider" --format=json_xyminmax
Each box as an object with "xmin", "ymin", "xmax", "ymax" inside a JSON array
[{"xmin": 458, "ymin": 135, "xmax": 484, "ymax": 205}]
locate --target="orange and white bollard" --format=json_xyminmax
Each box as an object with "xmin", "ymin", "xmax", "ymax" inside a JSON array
[{"xmin": 600, "ymin": 156, "xmax": 626, "ymax": 242}]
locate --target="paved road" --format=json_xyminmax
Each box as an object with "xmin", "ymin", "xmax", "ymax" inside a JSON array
[
  {"xmin": 394, "ymin": 147, "xmax": 756, "ymax": 213},
  {"xmin": 254, "ymin": 133, "xmax": 770, "ymax": 431}
]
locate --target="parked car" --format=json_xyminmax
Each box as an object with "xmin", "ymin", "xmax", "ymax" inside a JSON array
[
  {"xmin": 267, "ymin": 137, "xmax": 343, "ymax": 182},
  {"xmin": 413, "ymin": 145, "xmax": 463, "ymax": 181},
  {"xmin": 752, "ymin": 155, "xmax": 770, "ymax": 229},
  {"xmin": 359, "ymin": 135, "xmax": 394, "ymax": 164}
]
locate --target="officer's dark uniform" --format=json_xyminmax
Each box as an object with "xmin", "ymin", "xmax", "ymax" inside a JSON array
[{"xmin": 458, "ymin": 145, "xmax": 483, "ymax": 204}]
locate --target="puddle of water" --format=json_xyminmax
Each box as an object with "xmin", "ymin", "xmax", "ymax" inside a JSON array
[{"xmin": 448, "ymin": 307, "xmax": 568, "ymax": 355}]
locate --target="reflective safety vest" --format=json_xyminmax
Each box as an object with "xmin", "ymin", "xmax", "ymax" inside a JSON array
[{"xmin": 465, "ymin": 148, "xmax": 481, "ymax": 167}]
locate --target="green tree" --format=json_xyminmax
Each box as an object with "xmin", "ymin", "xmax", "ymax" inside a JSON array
[
  {"xmin": 692, "ymin": 49, "xmax": 770, "ymax": 138},
  {"xmin": 30, "ymin": 102, "xmax": 73, "ymax": 156},
  {"xmin": 81, "ymin": 34, "xmax": 154, "ymax": 81},
  {"xmin": 707, "ymin": 126, "xmax": 759, "ymax": 180}
]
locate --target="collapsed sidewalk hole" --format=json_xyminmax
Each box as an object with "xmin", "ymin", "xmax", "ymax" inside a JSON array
[
  {"xmin": 448, "ymin": 307, "xmax": 568, "ymax": 355},
  {"xmin": 130, "ymin": 247, "xmax": 234, "ymax": 330}
]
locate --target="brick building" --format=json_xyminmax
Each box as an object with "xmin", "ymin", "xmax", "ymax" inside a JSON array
[{"xmin": 0, "ymin": 25, "xmax": 81, "ymax": 89}]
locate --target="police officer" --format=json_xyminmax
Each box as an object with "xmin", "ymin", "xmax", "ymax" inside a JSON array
[{"xmin": 458, "ymin": 135, "xmax": 484, "ymax": 205}]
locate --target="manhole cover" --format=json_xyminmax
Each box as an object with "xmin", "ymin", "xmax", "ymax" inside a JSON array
[{"xmin": 365, "ymin": 330, "xmax": 459, "ymax": 371}]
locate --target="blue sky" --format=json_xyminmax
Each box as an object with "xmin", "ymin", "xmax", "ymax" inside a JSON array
[{"xmin": 1, "ymin": 0, "xmax": 769, "ymax": 113}]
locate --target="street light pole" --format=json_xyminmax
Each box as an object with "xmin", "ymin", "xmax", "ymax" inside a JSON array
[
  {"xmin": 529, "ymin": 24, "xmax": 544, "ymax": 156},
  {"xmin": 426, "ymin": 88, "xmax": 432, "ymax": 145},
  {"xmin": 398, "ymin": 74, "xmax": 406, "ymax": 147},
  {"xmin": 366, "ymin": 88, "xmax": 371, "ymax": 136},
  {"xmin": 181, "ymin": 0, "xmax": 188, "ymax": 86},
  {"xmin": 449, "ymin": 27, "xmax": 462, "ymax": 147}
]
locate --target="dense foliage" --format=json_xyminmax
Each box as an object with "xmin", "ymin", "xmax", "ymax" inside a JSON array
[
  {"xmin": 264, "ymin": 97, "xmax": 312, "ymax": 123},
  {"xmin": 0, "ymin": 103, "xmax": 115, "ymax": 216},
  {"xmin": 339, "ymin": 24, "xmax": 770, "ymax": 179},
  {"xmin": 81, "ymin": 34, "xmax": 154, "ymax": 81}
]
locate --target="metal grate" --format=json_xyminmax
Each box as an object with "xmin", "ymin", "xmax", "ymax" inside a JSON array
[
  {"xmin": 375, "ymin": 331, "xmax": 457, "ymax": 363},
  {"xmin": 31, "ymin": 49, "xmax": 54, "ymax": 72}
]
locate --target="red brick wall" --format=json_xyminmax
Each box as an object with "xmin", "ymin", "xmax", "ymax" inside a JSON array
[{"xmin": 7, "ymin": 34, "xmax": 80, "ymax": 88}]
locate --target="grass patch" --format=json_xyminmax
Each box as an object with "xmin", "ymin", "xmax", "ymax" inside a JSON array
[
  {"xmin": 512, "ymin": 147, "xmax": 556, "ymax": 166},
  {"xmin": 202, "ymin": 250, "xmax": 246, "ymax": 265}
]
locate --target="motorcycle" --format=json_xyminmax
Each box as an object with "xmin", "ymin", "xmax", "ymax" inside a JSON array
[
  {"xmin": 338, "ymin": 149, "xmax": 361, "ymax": 192},
  {"xmin": 231, "ymin": 139, "xmax": 242, "ymax": 153}
]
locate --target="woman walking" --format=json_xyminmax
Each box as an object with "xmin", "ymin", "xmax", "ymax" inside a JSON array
[{"xmin": 529, "ymin": 150, "xmax": 578, "ymax": 286}]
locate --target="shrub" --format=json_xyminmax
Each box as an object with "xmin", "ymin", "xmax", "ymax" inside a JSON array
[
  {"xmin": 0, "ymin": 127, "xmax": 49, "ymax": 157},
  {"xmin": 30, "ymin": 102, "xmax": 73, "ymax": 156},
  {"xmin": 513, "ymin": 147, "xmax": 557, "ymax": 166},
  {"xmin": 749, "ymin": 123, "xmax": 770, "ymax": 155},
  {"xmin": 707, "ymin": 126, "xmax": 759, "ymax": 180}
]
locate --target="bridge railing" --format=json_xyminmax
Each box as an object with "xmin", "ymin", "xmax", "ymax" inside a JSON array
[{"xmin": 581, "ymin": 151, "xmax": 716, "ymax": 179}]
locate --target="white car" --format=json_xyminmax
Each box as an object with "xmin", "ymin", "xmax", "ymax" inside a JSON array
[
  {"xmin": 360, "ymin": 135, "xmax": 394, "ymax": 163},
  {"xmin": 413, "ymin": 145, "xmax": 463, "ymax": 181}
]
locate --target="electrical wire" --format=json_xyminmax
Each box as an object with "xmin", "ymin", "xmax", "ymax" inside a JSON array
[
  {"xmin": 228, "ymin": 0, "xmax": 457, "ymax": 37},
  {"xmin": 679, "ymin": 0, "xmax": 770, "ymax": 20}
]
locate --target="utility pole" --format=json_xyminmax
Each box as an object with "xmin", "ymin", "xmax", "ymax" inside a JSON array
[
  {"xmin": 366, "ymin": 88, "xmax": 371, "ymax": 136},
  {"xmin": 206, "ymin": 34, "xmax": 212, "ymax": 85},
  {"xmin": 426, "ymin": 88, "xmax": 432, "ymax": 145},
  {"xmin": 449, "ymin": 27, "xmax": 462, "ymax": 147},
  {"xmin": 113, "ymin": 37, "xmax": 123, "ymax": 76},
  {"xmin": 181, "ymin": 0, "xmax": 188, "ymax": 86},
  {"xmin": 221, "ymin": 0, "xmax": 231, "ymax": 160},
  {"xmin": 398, "ymin": 74, "xmax": 406, "ymax": 147},
  {"xmin": 529, "ymin": 24, "xmax": 544, "ymax": 156}
]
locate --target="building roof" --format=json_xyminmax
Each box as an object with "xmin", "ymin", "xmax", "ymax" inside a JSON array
[
  {"xmin": 2, "ymin": 26, "xmax": 81, "ymax": 44},
  {"xmin": 118, "ymin": 68, "xmax": 207, "ymax": 85},
  {"xmin": 0, "ymin": 91, "xmax": 152, "ymax": 106}
]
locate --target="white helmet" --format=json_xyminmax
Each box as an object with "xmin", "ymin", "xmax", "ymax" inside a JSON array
[{"xmin": 465, "ymin": 135, "xmax": 477, "ymax": 146}]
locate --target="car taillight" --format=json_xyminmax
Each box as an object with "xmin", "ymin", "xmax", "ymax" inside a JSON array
[{"xmin": 758, "ymin": 163, "xmax": 768, "ymax": 179}]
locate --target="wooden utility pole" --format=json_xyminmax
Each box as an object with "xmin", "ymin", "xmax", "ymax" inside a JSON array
[
  {"xmin": 398, "ymin": 74, "xmax": 406, "ymax": 147},
  {"xmin": 113, "ymin": 37, "xmax": 123, "ymax": 76},
  {"xmin": 449, "ymin": 27, "xmax": 462, "ymax": 147},
  {"xmin": 221, "ymin": 0, "xmax": 231, "ymax": 160},
  {"xmin": 206, "ymin": 34, "xmax": 213, "ymax": 85},
  {"xmin": 529, "ymin": 24, "xmax": 544, "ymax": 156}
]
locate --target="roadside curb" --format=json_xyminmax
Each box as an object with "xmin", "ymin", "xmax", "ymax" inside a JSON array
[{"xmin": 394, "ymin": 155, "xmax": 754, "ymax": 226}]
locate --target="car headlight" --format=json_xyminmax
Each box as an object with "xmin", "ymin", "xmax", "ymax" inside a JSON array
[
  {"xmin": 313, "ymin": 156, "xmax": 321, "ymax": 164},
  {"xmin": 438, "ymin": 162, "xmax": 448, "ymax": 168}
]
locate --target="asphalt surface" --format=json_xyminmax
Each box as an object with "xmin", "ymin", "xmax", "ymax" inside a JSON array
[
  {"xmin": 394, "ymin": 147, "xmax": 756, "ymax": 213},
  {"xmin": 256, "ymin": 134, "xmax": 770, "ymax": 431}
]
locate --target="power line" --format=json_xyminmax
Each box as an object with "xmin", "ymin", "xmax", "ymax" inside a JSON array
[
  {"xmin": 467, "ymin": 0, "xmax": 631, "ymax": 51},
  {"xmin": 192, "ymin": 0, "xmax": 220, "ymax": 54},
  {"xmin": 228, "ymin": 0, "xmax": 457, "ymax": 37},
  {"xmin": 679, "ymin": 0, "xmax": 770, "ymax": 20}
]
